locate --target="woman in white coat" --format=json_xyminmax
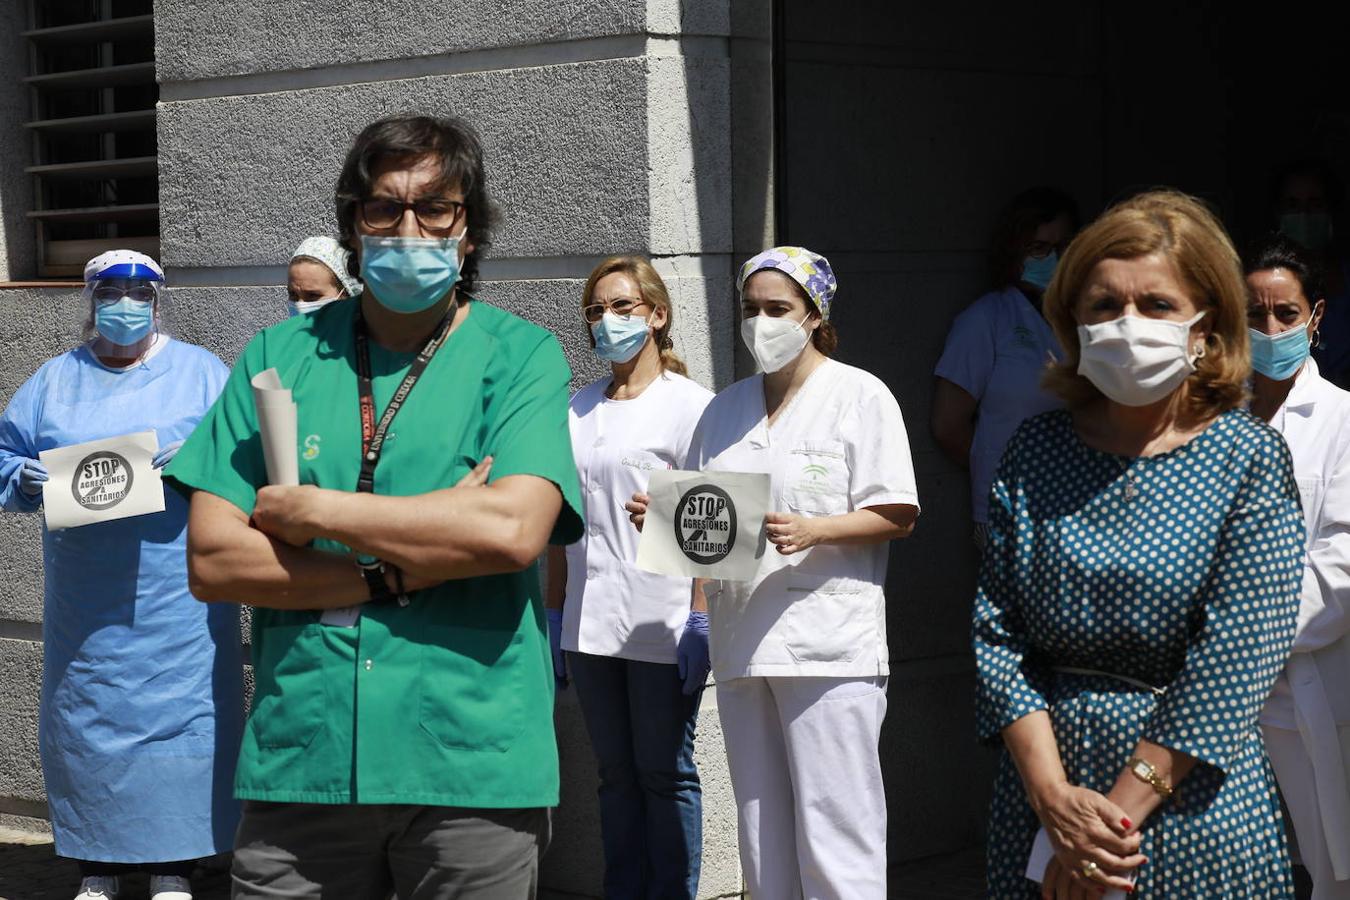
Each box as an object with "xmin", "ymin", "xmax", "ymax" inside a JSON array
[
  {"xmin": 1248, "ymin": 233, "xmax": 1350, "ymax": 899},
  {"xmin": 546, "ymin": 256, "xmax": 714, "ymax": 899},
  {"xmin": 629, "ymin": 247, "xmax": 921, "ymax": 898}
]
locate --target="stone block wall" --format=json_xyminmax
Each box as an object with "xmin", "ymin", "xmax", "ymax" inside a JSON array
[{"xmin": 0, "ymin": 3, "xmax": 762, "ymax": 897}]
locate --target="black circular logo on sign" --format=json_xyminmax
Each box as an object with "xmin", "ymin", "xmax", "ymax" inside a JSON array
[
  {"xmin": 71, "ymin": 451, "xmax": 133, "ymax": 510},
  {"xmin": 673, "ymin": 484, "xmax": 737, "ymax": 564}
]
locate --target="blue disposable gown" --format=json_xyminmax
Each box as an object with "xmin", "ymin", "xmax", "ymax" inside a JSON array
[{"xmin": 0, "ymin": 338, "xmax": 243, "ymax": 862}]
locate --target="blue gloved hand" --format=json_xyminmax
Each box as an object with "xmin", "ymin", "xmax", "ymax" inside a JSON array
[
  {"xmin": 151, "ymin": 439, "xmax": 185, "ymax": 470},
  {"xmin": 677, "ymin": 610, "xmax": 710, "ymax": 696},
  {"xmin": 17, "ymin": 458, "xmax": 48, "ymax": 499},
  {"xmin": 546, "ymin": 607, "xmax": 568, "ymax": 689}
]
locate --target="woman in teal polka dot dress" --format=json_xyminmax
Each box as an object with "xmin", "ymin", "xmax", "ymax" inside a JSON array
[{"xmin": 973, "ymin": 191, "xmax": 1306, "ymax": 898}]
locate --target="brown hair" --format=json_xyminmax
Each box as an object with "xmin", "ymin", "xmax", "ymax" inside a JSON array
[
  {"xmin": 335, "ymin": 115, "xmax": 499, "ymax": 296},
  {"xmin": 812, "ymin": 319, "xmax": 837, "ymax": 355},
  {"xmin": 1042, "ymin": 190, "xmax": 1249, "ymax": 420},
  {"xmin": 582, "ymin": 256, "xmax": 687, "ymax": 375}
]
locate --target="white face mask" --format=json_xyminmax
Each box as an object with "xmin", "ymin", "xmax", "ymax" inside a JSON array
[
  {"xmin": 741, "ymin": 312, "xmax": 812, "ymax": 373},
  {"xmin": 1076, "ymin": 311, "xmax": 1206, "ymax": 406},
  {"xmin": 287, "ymin": 296, "xmax": 343, "ymax": 317}
]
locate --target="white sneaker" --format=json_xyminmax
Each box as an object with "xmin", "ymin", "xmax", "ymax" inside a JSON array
[
  {"xmin": 149, "ymin": 874, "xmax": 193, "ymax": 900},
  {"xmin": 74, "ymin": 875, "xmax": 120, "ymax": 900}
]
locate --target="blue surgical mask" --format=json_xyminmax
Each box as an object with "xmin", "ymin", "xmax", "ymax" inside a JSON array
[
  {"xmin": 591, "ymin": 311, "xmax": 651, "ymax": 363},
  {"xmin": 1021, "ymin": 251, "xmax": 1058, "ymax": 291},
  {"xmin": 94, "ymin": 297, "xmax": 155, "ymax": 346},
  {"xmin": 1279, "ymin": 212, "xmax": 1333, "ymax": 253},
  {"xmin": 1249, "ymin": 322, "xmax": 1311, "ymax": 381},
  {"xmin": 359, "ymin": 233, "xmax": 463, "ymax": 314}
]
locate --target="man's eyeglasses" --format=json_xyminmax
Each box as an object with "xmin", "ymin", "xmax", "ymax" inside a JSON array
[
  {"xmin": 92, "ymin": 285, "xmax": 155, "ymax": 304},
  {"xmin": 359, "ymin": 198, "xmax": 466, "ymax": 232},
  {"xmin": 583, "ymin": 297, "xmax": 650, "ymax": 324}
]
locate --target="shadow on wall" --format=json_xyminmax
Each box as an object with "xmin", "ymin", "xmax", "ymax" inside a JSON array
[
  {"xmin": 724, "ymin": 0, "xmax": 776, "ymax": 384},
  {"xmin": 774, "ymin": 0, "xmax": 1105, "ymax": 864},
  {"xmin": 656, "ymin": 0, "xmax": 773, "ymax": 392}
]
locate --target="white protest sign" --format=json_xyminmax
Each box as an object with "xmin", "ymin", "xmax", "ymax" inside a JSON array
[
  {"xmin": 251, "ymin": 368, "xmax": 299, "ymax": 487},
  {"xmin": 636, "ymin": 469, "xmax": 770, "ymax": 581},
  {"xmin": 251, "ymin": 368, "xmax": 360, "ymax": 627},
  {"xmin": 39, "ymin": 430, "xmax": 165, "ymax": 530}
]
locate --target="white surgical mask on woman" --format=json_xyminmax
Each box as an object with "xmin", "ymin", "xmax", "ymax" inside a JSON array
[
  {"xmin": 1076, "ymin": 311, "xmax": 1206, "ymax": 406},
  {"xmin": 287, "ymin": 295, "xmax": 344, "ymax": 317},
  {"xmin": 741, "ymin": 312, "xmax": 811, "ymax": 373}
]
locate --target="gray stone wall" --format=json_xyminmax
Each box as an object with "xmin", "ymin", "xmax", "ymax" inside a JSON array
[
  {"xmin": 0, "ymin": 287, "xmax": 86, "ymax": 831},
  {"xmin": 156, "ymin": 1, "xmax": 750, "ymax": 893},
  {"xmin": 0, "ymin": 2, "xmax": 753, "ymax": 896}
]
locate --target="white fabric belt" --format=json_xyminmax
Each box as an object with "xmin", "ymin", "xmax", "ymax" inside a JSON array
[{"xmin": 1050, "ymin": 666, "xmax": 1166, "ymax": 697}]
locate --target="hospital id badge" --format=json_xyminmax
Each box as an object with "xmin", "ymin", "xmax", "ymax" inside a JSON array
[{"xmin": 320, "ymin": 605, "xmax": 362, "ymax": 627}]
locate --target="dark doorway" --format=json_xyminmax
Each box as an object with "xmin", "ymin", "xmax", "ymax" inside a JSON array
[{"xmin": 776, "ymin": 0, "xmax": 1350, "ymax": 868}]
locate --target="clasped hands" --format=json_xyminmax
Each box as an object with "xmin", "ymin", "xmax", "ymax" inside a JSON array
[
  {"xmin": 1034, "ymin": 782, "xmax": 1145, "ymax": 899},
  {"xmin": 623, "ymin": 492, "xmax": 826, "ymax": 555},
  {"xmin": 251, "ymin": 457, "xmax": 494, "ymax": 548}
]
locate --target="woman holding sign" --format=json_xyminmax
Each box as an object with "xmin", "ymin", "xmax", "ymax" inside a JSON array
[
  {"xmin": 0, "ymin": 251, "xmax": 241, "ymax": 900},
  {"xmin": 546, "ymin": 256, "xmax": 713, "ymax": 899},
  {"xmin": 629, "ymin": 246, "xmax": 920, "ymax": 898}
]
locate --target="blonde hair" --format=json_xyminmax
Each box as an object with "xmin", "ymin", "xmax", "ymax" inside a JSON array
[
  {"xmin": 581, "ymin": 256, "xmax": 688, "ymax": 376},
  {"xmin": 1042, "ymin": 190, "xmax": 1249, "ymax": 420}
]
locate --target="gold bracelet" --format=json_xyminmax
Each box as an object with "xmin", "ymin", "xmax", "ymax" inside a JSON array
[{"xmin": 1125, "ymin": 756, "xmax": 1173, "ymax": 799}]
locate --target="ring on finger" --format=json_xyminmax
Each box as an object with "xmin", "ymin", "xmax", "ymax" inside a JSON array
[{"xmin": 1080, "ymin": 860, "xmax": 1101, "ymax": 880}]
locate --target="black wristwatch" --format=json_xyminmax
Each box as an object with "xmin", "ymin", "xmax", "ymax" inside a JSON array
[{"xmin": 355, "ymin": 556, "xmax": 407, "ymax": 606}]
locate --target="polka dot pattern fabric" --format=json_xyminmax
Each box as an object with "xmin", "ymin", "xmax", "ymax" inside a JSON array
[{"xmin": 973, "ymin": 409, "xmax": 1306, "ymax": 898}]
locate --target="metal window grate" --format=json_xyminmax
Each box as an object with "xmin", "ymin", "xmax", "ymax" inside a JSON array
[{"xmin": 23, "ymin": 0, "xmax": 158, "ymax": 278}]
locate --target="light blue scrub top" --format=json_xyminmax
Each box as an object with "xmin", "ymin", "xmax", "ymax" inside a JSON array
[{"xmin": 0, "ymin": 337, "xmax": 243, "ymax": 862}]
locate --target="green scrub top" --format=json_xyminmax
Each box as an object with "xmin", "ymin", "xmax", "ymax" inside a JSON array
[{"xmin": 165, "ymin": 298, "xmax": 583, "ymax": 808}]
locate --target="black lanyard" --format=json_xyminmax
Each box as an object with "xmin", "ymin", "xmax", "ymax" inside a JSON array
[{"xmin": 353, "ymin": 301, "xmax": 456, "ymax": 493}]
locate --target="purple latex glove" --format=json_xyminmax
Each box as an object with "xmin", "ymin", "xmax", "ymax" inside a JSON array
[
  {"xmin": 677, "ymin": 610, "xmax": 710, "ymax": 696},
  {"xmin": 18, "ymin": 458, "xmax": 48, "ymax": 499},
  {"xmin": 152, "ymin": 439, "xmax": 185, "ymax": 470}
]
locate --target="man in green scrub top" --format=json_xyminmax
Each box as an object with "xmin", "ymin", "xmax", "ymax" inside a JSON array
[{"xmin": 165, "ymin": 115, "xmax": 583, "ymax": 899}]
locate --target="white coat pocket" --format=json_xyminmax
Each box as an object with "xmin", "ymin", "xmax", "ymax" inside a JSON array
[
  {"xmin": 783, "ymin": 440, "xmax": 850, "ymax": 516},
  {"xmin": 780, "ymin": 573, "xmax": 867, "ymax": 664},
  {"xmin": 1296, "ymin": 475, "xmax": 1323, "ymax": 534}
]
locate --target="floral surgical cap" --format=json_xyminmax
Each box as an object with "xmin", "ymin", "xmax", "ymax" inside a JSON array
[
  {"xmin": 736, "ymin": 246, "xmax": 837, "ymax": 321},
  {"xmin": 291, "ymin": 236, "xmax": 362, "ymax": 298}
]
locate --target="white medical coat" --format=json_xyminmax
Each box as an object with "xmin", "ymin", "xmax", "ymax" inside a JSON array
[
  {"xmin": 1260, "ymin": 359, "xmax": 1350, "ymax": 879},
  {"xmin": 562, "ymin": 372, "xmax": 713, "ymax": 663},
  {"xmin": 686, "ymin": 359, "xmax": 919, "ymax": 680}
]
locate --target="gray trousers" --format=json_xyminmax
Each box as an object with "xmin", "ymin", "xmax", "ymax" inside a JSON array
[{"xmin": 231, "ymin": 801, "xmax": 549, "ymax": 900}]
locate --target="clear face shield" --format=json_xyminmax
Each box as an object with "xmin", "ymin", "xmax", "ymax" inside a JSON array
[{"xmin": 86, "ymin": 277, "xmax": 163, "ymax": 349}]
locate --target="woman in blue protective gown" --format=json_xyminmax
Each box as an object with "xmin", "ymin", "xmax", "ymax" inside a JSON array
[{"xmin": 0, "ymin": 251, "xmax": 242, "ymax": 900}]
